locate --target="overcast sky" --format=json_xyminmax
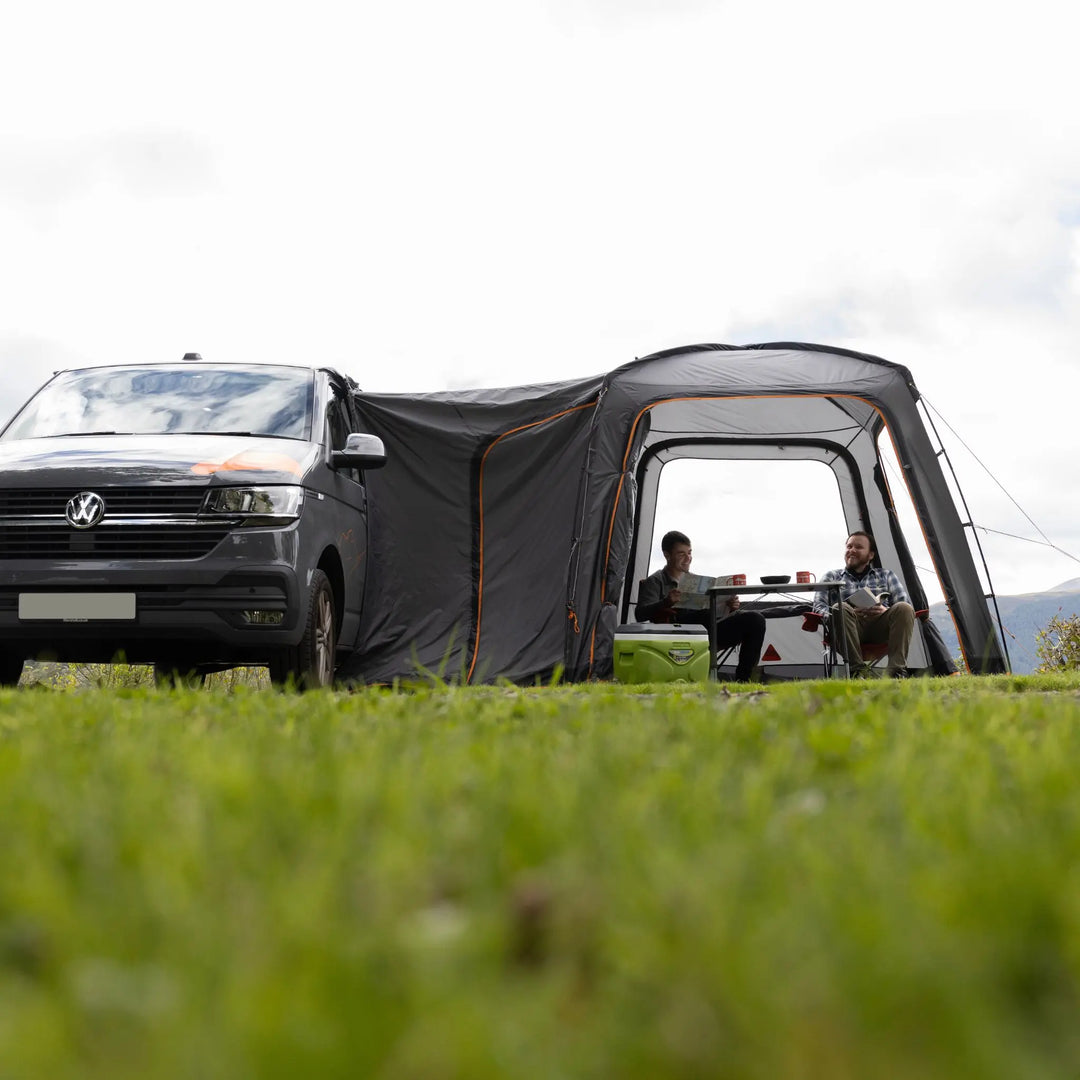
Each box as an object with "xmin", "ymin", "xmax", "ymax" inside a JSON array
[{"xmin": 3, "ymin": 0, "xmax": 1078, "ymax": 603}]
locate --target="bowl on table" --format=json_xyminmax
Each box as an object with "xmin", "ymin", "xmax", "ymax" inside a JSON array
[{"xmin": 760, "ymin": 575, "xmax": 791, "ymax": 585}]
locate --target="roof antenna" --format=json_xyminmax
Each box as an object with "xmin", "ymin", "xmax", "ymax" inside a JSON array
[{"xmin": 182, "ymin": 352, "xmax": 202, "ymax": 362}]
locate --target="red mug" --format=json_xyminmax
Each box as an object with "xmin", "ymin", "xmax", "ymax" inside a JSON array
[
  {"xmin": 731, "ymin": 573, "xmax": 746, "ymax": 586},
  {"xmin": 796, "ymin": 570, "xmax": 816, "ymax": 584}
]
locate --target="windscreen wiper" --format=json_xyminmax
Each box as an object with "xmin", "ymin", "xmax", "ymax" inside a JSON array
[
  {"xmin": 170, "ymin": 430, "xmax": 294, "ymax": 439},
  {"xmin": 60, "ymin": 431, "xmax": 131, "ymax": 436}
]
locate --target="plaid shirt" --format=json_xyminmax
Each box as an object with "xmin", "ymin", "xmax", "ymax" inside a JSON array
[{"xmin": 812, "ymin": 565, "xmax": 909, "ymax": 616}]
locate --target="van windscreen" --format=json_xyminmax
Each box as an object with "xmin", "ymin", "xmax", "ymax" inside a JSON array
[{"xmin": 2, "ymin": 366, "xmax": 315, "ymax": 441}]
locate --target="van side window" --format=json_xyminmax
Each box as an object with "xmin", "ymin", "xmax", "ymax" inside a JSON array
[
  {"xmin": 327, "ymin": 390, "xmax": 360, "ymax": 483},
  {"xmin": 327, "ymin": 395, "xmax": 349, "ymax": 451}
]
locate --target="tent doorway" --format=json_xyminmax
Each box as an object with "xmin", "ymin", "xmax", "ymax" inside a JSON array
[
  {"xmin": 637, "ymin": 457, "xmax": 846, "ymax": 598},
  {"xmin": 619, "ymin": 447, "xmax": 935, "ymax": 678}
]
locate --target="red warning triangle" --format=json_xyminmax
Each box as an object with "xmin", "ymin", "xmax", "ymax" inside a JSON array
[{"xmin": 761, "ymin": 644, "xmax": 782, "ymax": 662}]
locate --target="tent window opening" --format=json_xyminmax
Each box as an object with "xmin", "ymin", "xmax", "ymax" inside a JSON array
[{"xmin": 648, "ymin": 458, "xmax": 849, "ymax": 587}]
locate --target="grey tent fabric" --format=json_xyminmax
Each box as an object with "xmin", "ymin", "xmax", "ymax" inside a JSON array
[
  {"xmin": 341, "ymin": 376, "xmax": 605, "ymax": 684},
  {"xmin": 339, "ymin": 343, "xmax": 1005, "ymax": 684}
]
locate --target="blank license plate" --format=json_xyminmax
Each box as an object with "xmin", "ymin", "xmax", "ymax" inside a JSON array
[{"xmin": 19, "ymin": 593, "xmax": 137, "ymax": 621}]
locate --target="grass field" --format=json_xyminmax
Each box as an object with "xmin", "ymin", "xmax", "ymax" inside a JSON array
[{"xmin": 3, "ymin": 674, "xmax": 1080, "ymax": 1078}]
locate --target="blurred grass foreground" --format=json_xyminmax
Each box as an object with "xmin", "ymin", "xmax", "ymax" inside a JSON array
[{"xmin": 3, "ymin": 675, "xmax": 1080, "ymax": 1078}]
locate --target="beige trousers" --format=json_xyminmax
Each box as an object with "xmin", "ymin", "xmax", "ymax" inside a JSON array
[{"xmin": 831, "ymin": 601, "xmax": 915, "ymax": 673}]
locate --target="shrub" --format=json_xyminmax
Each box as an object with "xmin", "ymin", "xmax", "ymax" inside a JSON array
[
  {"xmin": 21, "ymin": 661, "xmax": 269, "ymax": 690},
  {"xmin": 1035, "ymin": 611, "xmax": 1080, "ymax": 672}
]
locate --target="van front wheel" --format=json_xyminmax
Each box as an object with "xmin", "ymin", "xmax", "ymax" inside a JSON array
[{"xmin": 268, "ymin": 570, "xmax": 336, "ymax": 689}]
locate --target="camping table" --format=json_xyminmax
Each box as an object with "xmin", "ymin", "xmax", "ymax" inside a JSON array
[{"xmin": 706, "ymin": 581, "xmax": 849, "ymax": 681}]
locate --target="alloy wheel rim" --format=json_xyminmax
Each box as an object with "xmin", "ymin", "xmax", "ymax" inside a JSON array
[{"xmin": 313, "ymin": 590, "xmax": 335, "ymax": 685}]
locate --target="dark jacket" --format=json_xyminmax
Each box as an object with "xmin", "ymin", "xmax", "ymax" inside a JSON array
[{"xmin": 635, "ymin": 567, "xmax": 680, "ymax": 623}]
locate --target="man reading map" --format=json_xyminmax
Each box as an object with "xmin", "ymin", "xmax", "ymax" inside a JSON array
[{"xmin": 635, "ymin": 529, "xmax": 765, "ymax": 683}]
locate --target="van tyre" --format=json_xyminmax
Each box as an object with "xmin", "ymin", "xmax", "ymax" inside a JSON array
[
  {"xmin": 269, "ymin": 569, "xmax": 337, "ymax": 689},
  {"xmin": 0, "ymin": 654, "xmax": 24, "ymax": 687}
]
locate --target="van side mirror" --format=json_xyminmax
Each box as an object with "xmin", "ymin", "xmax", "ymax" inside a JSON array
[{"xmin": 332, "ymin": 432, "xmax": 387, "ymax": 470}]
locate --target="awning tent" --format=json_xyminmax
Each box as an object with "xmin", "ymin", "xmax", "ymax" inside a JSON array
[{"xmin": 341, "ymin": 343, "xmax": 1006, "ymax": 684}]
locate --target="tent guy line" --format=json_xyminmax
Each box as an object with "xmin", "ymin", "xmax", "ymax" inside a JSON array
[{"xmin": 922, "ymin": 397, "xmax": 1070, "ymax": 558}]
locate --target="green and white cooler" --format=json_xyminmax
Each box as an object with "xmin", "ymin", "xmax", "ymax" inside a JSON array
[{"xmin": 612, "ymin": 622, "xmax": 710, "ymax": 683}]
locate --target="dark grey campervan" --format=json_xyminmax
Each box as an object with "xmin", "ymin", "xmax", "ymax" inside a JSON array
[{"xmin": 0, "ymin": 359, "xmax": 385, "ymax": 687}]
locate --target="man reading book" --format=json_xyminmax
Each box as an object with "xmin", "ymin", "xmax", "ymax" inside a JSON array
[
  {"xmin": 812, "ymin": 531, "xmax": 915, "ymax": 677},
  {"xmin": 635, "ymin": 530, "xmax": 765, "ymax": 683}
]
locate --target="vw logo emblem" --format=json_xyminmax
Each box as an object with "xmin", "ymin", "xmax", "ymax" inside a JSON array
[{"xmin": 66, "ymin": 491, "xmax": 106, "ymax": 529}]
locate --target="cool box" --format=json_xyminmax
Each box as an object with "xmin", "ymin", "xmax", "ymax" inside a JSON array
[{"xmin": 613, "ymin": 622, "xmax": 710, "ymax": 684}]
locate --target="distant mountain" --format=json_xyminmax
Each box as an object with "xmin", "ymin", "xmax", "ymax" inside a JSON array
[
  {"xmin": 929, "ymin": 583, "xmax": 1080, "ymax": 675},
  {"xmin": 1048, "ymin": 577, "xmax": 1080, "ymax": 593}
]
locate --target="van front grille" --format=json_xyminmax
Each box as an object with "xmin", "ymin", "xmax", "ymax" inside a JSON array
[
  {"xmin": 0, "ymin": 525, "xmax": 229, "ymax": 560},
  {"xmin": 0, "ymin": 488, "xmax": 207, "ymax": 517}
]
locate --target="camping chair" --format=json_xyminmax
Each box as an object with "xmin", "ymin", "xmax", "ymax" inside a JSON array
[{"xmin": 801, "ymin": 608, "xmax": 928, "ymax": 676}]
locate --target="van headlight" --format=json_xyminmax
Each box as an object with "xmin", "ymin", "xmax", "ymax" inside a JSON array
[{"xmin": 202, "ymin": 485, "xmax": 303, "ymax": 525}]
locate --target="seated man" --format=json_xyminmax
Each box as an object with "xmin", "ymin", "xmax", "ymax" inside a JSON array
[
  {"xmin": 812, "ymin": 530, "xmax": 916, "ymax": 677},
  {"xmin": 635, "ymin": 529, "xmax": 765, "ymax": 683}
]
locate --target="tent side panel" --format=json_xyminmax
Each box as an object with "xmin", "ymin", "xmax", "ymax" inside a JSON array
[
  {"xmin": 342, "ymin": 380, "xmax": 603, "ymax": 683},
  {"xmin": 468, "ymin": 404, "xmax": 596, "ymax": 682},
  {"xmin": 874, "ymin": 397, "xmax": 1006, "ymax": 672},
  {"xmin": 339, "ymin": 398, "xmax": 478, "ymax": 682}
]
